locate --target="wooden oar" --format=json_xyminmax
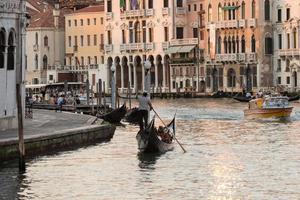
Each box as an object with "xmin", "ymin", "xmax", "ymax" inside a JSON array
[{"xmin": 152, "ymin": 108, "xmax": 186, "ymax": 153}]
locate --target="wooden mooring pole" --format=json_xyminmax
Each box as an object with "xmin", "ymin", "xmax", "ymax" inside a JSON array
[{"xmin": 16, "ymin": 83, "xmax": 25, "ymax": 172}]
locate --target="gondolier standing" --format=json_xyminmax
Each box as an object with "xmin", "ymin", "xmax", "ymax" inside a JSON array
[{"xmin": 138, "ymin": 92, "xmax": 153, "ymax": 130}]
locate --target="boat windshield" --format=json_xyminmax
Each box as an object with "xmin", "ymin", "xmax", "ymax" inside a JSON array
[{"xmin": 263, "ymin": 97, "xmax": 289, "ymax": 108}]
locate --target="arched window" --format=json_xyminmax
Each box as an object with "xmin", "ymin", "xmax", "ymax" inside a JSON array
[
  {"xmin": 252, "ymin": 0, "xmax": 256, "ymax": 18},
  {"xmin": 223, "ymin": 3, "xmax": 227, "ymax": 20},
  {"xmin": 81, "ymin": 56, "xmax": 84, "ymax": 66},
  {"xmin": 251, "ymin": 35, "xmax": 256, "ymax": 52},
  {"xmin": 264, "ymin": 0, "xmax": 270, "ymax": 21},
  {"xmin": 217, "ymin": 36, "xmax": 222, "ymax": 54},
  {"xmin": 43, "ymin": 55, "xmax": 48, "ymax": 69},
  {"xmin": 228, "ymin": 4, "xmax": 232, "ymax": 20},
  {"xmin": 88, "ymin": 56, "xmax": 91, "ymax": 65},
  {"xmin": 241, "ymin": 1, "xmax": 245, "ymax": 19},
  {"xmin": 44, "ymin": 36, "xmax": 48, "ymax": 47},
  {"xmin": 286, "ymin": 59, "xmax": 290, "ymax": 72},
  {"xmin": 94, "ymin": 56, "xmax": 98, "ymax": 64},
  {"xmin": 232, "ymin": 37, "xmax": 236, "ymax": 53},
  {"xmin": 208, "ymin": 4, "xmax": 212, "ymax": 22},
  {"xmin": 35, "ymin": 54, "xmax": 38, "ymax": 70},
  {"xmin": 232, "ymin": 3, "xmax": 236, "ymax": 20},
  {"xmin": 293, "ymin": 28, "xmax": 297, "ymax": 48},
  {"xmin": 7, "ymin": 31, "xmax": 15, "ymax": 70},
  {"xmin": 218, "ymin": 3, "xmax": 222, "ymax": 21},
  {"xmin": 35, "ymin": 32, "xmax": 38, "ymax": 45},
  {"xmin": 134, "ymin": 22, "xmax": 141, "ymax": 43},
  {"xmin": 228, "ymin": 37, "xmax": 232, "ymax": 53},
  {"xmin": 224, "ymin": 36, "xmax": 228, "ymax": 53},
  {"xmin": 236, "ymin": 36, "xmax": 240, "ymax": 53},
  {"xmin": 241, "ymin": 35, "xmax": 246, "ymax": 53},
  {"xmin": 265, "ymin": 35, "xmax": 273, "ymax": 54},
  {"xmin": 148, "ymin": 0, "xmax": 153, "ymax": 9},
  {"xmin": 227, "ymin": 68, "xmax": 236, "ymax": 88},
  {"xmin": 0, "ymin": 29, "xmax": 5, "ymax": 69}
]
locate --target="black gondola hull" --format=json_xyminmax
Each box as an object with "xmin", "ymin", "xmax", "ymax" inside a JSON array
[{"xmin": 99, "ymin": 104, "xmax": 127, "ymax": 123}]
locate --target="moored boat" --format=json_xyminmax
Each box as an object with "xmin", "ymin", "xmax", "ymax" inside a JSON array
[
  {"xmin": 233, "ymin": 96, "xmax": 252, "ymax": 102},
  {"xmin": 98, "ymin": 104, "xmax": 127, "ymax": 123},
  {"xmin": 244, "ymin": 97, "xmax": 293, "ymax": 119},
  {"xmin": 136, "ymin": 118, "xmax": 175, "ymax": 154}
]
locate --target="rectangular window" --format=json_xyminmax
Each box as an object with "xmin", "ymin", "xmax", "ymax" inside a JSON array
[
  {"xmin": 92, "ymin": 74, "xmax": 96, "ymax": 86},
  {"xmin": 74, "ymin": 20, "xmax": 77, "ymax": 26},
  {"xmin": 163, "ymin": 0, "xmax": 168, "ymax": 7},
  {"xmin": 265, "ymin": 37, "xmax": 273, "ymax": 54},
  {"xmin": 80, "ymin": 19, "xmax": 83, "ymax": 26},
  {"xmin": 193, "ymin": 28, "xmax": 198, "ymax": 38},
  {"xmin": 287, "ymin": 33, "xmax": 290, "ymax": 49},
  {"xmin": 194, "ymin": 4, "xmax": 197, "ymax": 11},
  {"xmin": 80, "ymin": 35, "xmax": 84, "ymax": 46},
  {"xmin": 101, "ymin": 17, "xmax": 103, "ymax": 24},
  {"xmin": 94, "ymin": 56, "xmax": 97, "ymax": 64},
  {"xmin": 94, "ymin": 18, "xmax": 96, "ymax": 25},
  {"xmin": 278, "ymin": 34, "xmax": 282, "ymax": 49},
  {"xmin": 149, "ymin": 28, "xmax": 153, "ymax": 42},
  {"xmin": 164, "ymin": 27, "xmax": 169, "ymax": 42},
  {"xmin": 287, "ymin": 76, "xmax": 290, "ymax": 84},
  {"xmin": 277, "ymin": 9, "xmax": 282, "ymax": 22},
  {"xmin": 87, "ymin": 35, "xmax": 90, "ymax": 46},
  {"xmin": 107, "ymin": 0, "xmax": 112, "ymax": 12},
  {"xmin": 277, "ymin": 59, "xmax": 281, "ymax": 72},
  {"xmin": 177, "ymin": 0, "xmax": 183, "ymax": 7},
  {"xmin": 68, "ymin": 36, "xmax": 71, "ymax": 47},
  {"xmin": 122, "ymin": 30, "xmax": 126, "ymax": 44},
  {"xmin": 87, "ymin": 19, "xmax": 90, "ymax": 25},
  {"xmin": 100, "ymin": 34, "xmax": 104, "ymax": 47},
  {"xmin": 49, "ymin": 75, "xmax": 53, "ymax": 81},
  {"xmin": 176, "ymin": 27, "xmax": 184, "ymax": 39},
  {"xmin": 94, "ymin": 35, "xmax": 97, "ymax": 46},
  {"xmin": 74, "ymin": 36, "xmax": 77, "ymax": 46},
  {"xmin": 180, "ymin": 81, "xmax": 183, "ymax": 88},
  {"xmin": 172, "ymin": 81, "xmax": 176, "ymax": 89},
  {"xmin": 148, "ymin": 0, "xmax": 153, "ymax": 9},
  {"xmin": 107, "ymin": 31, "xmax": 112, "ymax": 44},
  {"xmin": 101, "ymin": 56, "xmax": 104, "ymax": 64},
  {"xmin": 286, "ymin": 8, "xmax": 290, "ymax": 20},
  {"xmin": 68, "ymin": 20, "xmax": 71, "ymax": 27},
  {"xmin": 188, "ymin": 4, "xmax": 191, "ymax": 12},
  {"xmin": 277, "ymin": 77, "xmax": 281, "ymax": 84},
  {"xmin": 200, "ymin": 31, "xmax": 204, "ymax": 40}
]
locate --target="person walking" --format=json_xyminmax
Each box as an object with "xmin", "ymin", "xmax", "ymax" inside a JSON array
[{"xmin": 138, "ymin": 91, "xmax": 153, "ymax": 131}]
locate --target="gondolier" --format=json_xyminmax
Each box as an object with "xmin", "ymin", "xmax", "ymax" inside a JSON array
[{"xmin": 138, "ymin": 91, "xmax": 153, "ymax": 130}]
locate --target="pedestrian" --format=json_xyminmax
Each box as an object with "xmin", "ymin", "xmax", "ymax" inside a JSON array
[
  {"xmin": 138, "ymin": 91, "xmax": 153, "ymax": 131},
  {"xmin": 56, "ymin": 95, "xmax": 65, "ymax": 112}
]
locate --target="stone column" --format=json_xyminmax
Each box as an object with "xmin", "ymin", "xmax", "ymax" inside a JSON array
[
  {"xmin": 162, "ymin": 59, "xmax": 166, "ymax": 90},
  {"xmin": 133, "ymin": 64, "xmax": 137, "ymax": 93},
  {"xmin": 142, "ymin": 63, "xmax": 145, "ymax": 91},
  {"xmin": 128, "ymin": 64, "xmax": 132, "ymax": 89},
  {"xmin": 121, "ymin": 64, "xmax": 124, "ymax": 92},
  {"xmin": 155, "ymin": 62, "xmax": 158, "ymax": 89}
]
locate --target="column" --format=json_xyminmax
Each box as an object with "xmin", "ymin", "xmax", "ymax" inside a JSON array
[
  {"xmin": 142, "ymin": 63, "xmax": 145, "ymax": 91},
  {"xmin": 3, "ymin": 46, "xmax": 8, "ymax": 115},
  {"xmin": 128, "ymin": 64, "xmax": 132, "ymax": 89},
  {"xmin": 162, "ymin": 59, "xmax": 166, "ymax": 90},
  {"xmin": 133, "ymin": 64, "xmax": 137, "ymax": 93},
  {"xmin": 121, "ymin": 64, "xmax": 124, "ymax": 92},
  {"xmin": 155, "ymin": 62, "xmax": 158, "ymax": 89}
]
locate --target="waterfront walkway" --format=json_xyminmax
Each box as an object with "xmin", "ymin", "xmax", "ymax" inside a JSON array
[
  {"xmin": 0, "ymin": 110, "xmax": 97, "ymax": 142},
  {"xmin": 0, "ymin": 110, "xmax": 115, "ymax": 161}
]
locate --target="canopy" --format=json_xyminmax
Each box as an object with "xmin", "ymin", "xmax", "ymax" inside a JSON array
[
  {"xmin": 223, "ymin": 6, "xmax": 240, "ymax": 10},
  {"xmin": 166, "ymin": 46, "xmax": 182, "ymax": 54}
]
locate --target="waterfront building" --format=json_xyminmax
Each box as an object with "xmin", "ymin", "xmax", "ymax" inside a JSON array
[
  {"xmin": 205, "ymin": 0, "xmax": 274, "ymax": 93},
  {"xmin": 64, "ymin": 5, "xmax": 107, "ymax": 91},
  {"xmin": 273, "ymin": 0, "xmax": 300, "ymax": 92},
  {"xmin": 0, "ymin": 0, "xmax": 27, "ymax": 130},
  {"xmin": 25, "ymin": 0, "xmax": 71, "ymax": 85},
  {"xmin": 104, "ymin": 0, "xmax": 174, "ymax": 94}
]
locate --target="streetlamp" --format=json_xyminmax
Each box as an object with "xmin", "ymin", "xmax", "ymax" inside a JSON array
[
  {"xmin": 144, "ymin": 60, "xmax": 151, "ymax": 92},
  {"xmin": 111, "ymin": 64, "xmax": 116, "ymax": 109}
]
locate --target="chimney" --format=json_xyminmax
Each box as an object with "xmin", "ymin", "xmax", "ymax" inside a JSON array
[{"xmin": 53, "ymin": 3, "xmax": 60, "ymax": 28}]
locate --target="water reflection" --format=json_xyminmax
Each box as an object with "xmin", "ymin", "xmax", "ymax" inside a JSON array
[{"xmin": 137, "ymin": 153, "xmax": 161, "ymax": 170}]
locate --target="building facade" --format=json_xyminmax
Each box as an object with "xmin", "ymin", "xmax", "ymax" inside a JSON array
[
  {"xmin": 0, "ymin": 0, "xmax": 26, "ymax": 130},
  {"xmin": 273, "ymin": 0, "xmax": 300, "ymax": 92},
  {"xmin": 205, "ymin": 0, "xmax": 274, "ymax": 93},
  {"xmin": 25, "ymin": 0, "xmax": 71, "ymax": 85},
  {"xmin": 65, "ymin": 5, "xmax": 107, "ymax": 91}
]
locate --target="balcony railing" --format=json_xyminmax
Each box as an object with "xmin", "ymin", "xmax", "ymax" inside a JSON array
[
  {"xmin": 170, "ymin": 57, "xmax": 196, "ymax": 64},
  {"xmin": 216, "ymin": 54, "xmax": 237, "ymax": 62},
  {"xmin": 145, "ymin": 43, "xmax": 155, "ymax": 51},
  {"xmin": 238, "ymin": 53, "xmax": 246, "ymax": 62},
  {"xmin": 216, "ymin": 20, "xmax": 238, "ymax": 29},
  {"xmin": 176, "ymin": 7, "xmax": 186, "ymax": 15},
  {"xmin": 239, "ymin": 19, "xmax": 246, "ymax": 28},
  {"xmin": 162, "ymin": 42, "xmax": 169, "ymax": 50},
  {"xmin": 105, "ymin": 44, "xmax": 113, "ymax": 52},
  {"xmin": 106, "ymin": 12, "xmax": 113, "ymax": 21},
  {"xmin": 248, "ymin": 18, "xmax": 256, "ymax": 28},
  {"xmin": 123, "ymin": 9, "xmax": 145, "ymax": 18},
  {"xmin": 145, "ymin": 9, "xmax": 154, "ymax": 16},
  {"xmin": 33, "ymin": 44, "xmax": 39, "ymax": 51},
  {"xmin": 120, "ymin": 43, "xmax": 145, "ymax": 51},
  {"xmin": 278, "ymin": 49, "xmax": 300, "ymax": 57},
  {"xmin": 162, "ymin": 8, "xmax": 170, "ymax": 16},
  {"xmin": 170, "ymin": 38, "xmax": 198, "ymax": 46},
  {"xmin": 246, "ymin": 53, "xmax": 257, "ymax": 62}
]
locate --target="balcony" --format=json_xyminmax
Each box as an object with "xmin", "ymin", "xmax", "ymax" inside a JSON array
[
  {"xmin": 239, "ymin": 19, "xmax": 246, "ymax": 28},
  {"xmin": 238, "ymin": 53, "xmax": 246, "ymax": 62},
  {"xmin": 123, "ymin": 9, "xmax": 145, "ymax": 18},
  {"xmin": 278, "ymin": 49, "xmax": 300, "ymax": 57},
  {"xmin": 170, "ymin": 57, "xmax": 196, "ymax": 65},
  {"xmin": 176, "ymin": 7, "xmax": 186, "ymax": 15},
  {"xmin": 120, "ymin": 43, "xmax": 145, "ymax": 51},
  {"xmin": 170, "ymin": 38, "xmax": 198, "ymax": 46},
  {"xmin": 246, "ymin": 53, "xmax": 257, "ymax": 62},
  {"xmin": 73, "ymin": 45, "xmax": 78, "ymax": 52},
  {"xmin": 216, "ymin": 21, "xmax": 225, "ymax": 29},
  {"xmin": 248, "ymin": 18, "xmax": 256, "ymax": 28},
  {"xmin": 105, "ymin": 44, "xmax": 113, "ymax": 53},
  {"xmin": 215, "ymin": 54, "xmax": 237, "ymax": 62},
  {"xmin": 145, "ymin": 43, "xmax": 155, "ymax": 51},
  {"xmin": 162, "ymin": 8, "xmax": 170, "ymax": 16},
  {"xmin": 162, "ymin": 42, "xmax": 169, "ymax": 50},
  {"xmin": 106, "ymin": 12, "xmax": 113, "ymax": 21},
  {"xmin": 226, "ymin": 20, "xmax": 238, "ymax": 28},
  {"xmin": 145, "ymin": 9, "xmax": 154, "ymax": 17},
  {"xmin": 33, "ymin": 44, "xmax": 39, "ymax": 51}
]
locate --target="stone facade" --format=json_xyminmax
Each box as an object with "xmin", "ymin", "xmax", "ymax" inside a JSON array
[
  {"xmin": 0, "ymin": 0, "xmax": 27, "ymax": 130},
  {"xmin": 273, "ymin": 0, "xmax": 300, "ymax": 92}
]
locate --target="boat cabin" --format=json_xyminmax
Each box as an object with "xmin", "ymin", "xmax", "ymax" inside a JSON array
[{"xmin": 248, "ymin": 97, "xmax": 290, "ymax": 109}]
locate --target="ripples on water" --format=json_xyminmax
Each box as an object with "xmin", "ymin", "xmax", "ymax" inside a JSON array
[{"xmin": 1, "ymin": 99, "xmax": 300, "ymax": 200}]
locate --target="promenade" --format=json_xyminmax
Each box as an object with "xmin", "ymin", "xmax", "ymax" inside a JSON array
[{"xmin": 0, "ymin": 110, "xmax": 115, "ymax": 161}]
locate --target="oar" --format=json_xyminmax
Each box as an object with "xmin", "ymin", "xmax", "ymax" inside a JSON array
[{"xmin": 152, "ymin": 108, "xmax": 186, "ymax": 153}]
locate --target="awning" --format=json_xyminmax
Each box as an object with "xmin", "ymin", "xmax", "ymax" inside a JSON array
[
  {"xmin": 223, "ymin": 6, "xmax": 240, "ymax": 10},
  {"xmin": 166, "ymin": 46, "xmax": 182, "ymax": 54},
  {"xmin": 177, "ymin": 45, "xmax": 196, "ymax": 53}
]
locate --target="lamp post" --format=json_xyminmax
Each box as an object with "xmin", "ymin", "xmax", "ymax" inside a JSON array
[
  {"xmin": 144, "ymin": 60, "xmax": 151, "ymax": 92},
  {"xmin": 111, "ymin": 64, "xmax": 116, "ymax": 109}
]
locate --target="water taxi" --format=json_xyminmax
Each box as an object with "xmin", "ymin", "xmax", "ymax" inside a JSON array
[{"xmin": 244, "ymin": 96, "xmax": 293, "ymax": 119}]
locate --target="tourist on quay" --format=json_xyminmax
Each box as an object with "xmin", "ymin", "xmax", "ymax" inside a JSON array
[
  {"xmin": 56, "ymin": 95, "xmax": 65, "ymax": 112},
  {"xmin": 138, "ymin": 91, "xmax": 153, "ymax": 131}
]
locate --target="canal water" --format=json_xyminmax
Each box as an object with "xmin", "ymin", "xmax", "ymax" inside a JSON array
[{"xmin": 1, "ymin": 99, "xmax": 300, "ymax": 200}]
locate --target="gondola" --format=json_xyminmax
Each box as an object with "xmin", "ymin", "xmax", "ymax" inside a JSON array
[
  {"xmin": 233, "ymin": 96, "xmax": 252, "ymax": 102},
  {"xmin": 124, "ymin": 107, "xmax": 140, "ymax": 124},
  {"xmin": 136, "ymin": 118, "xmax": 175, "ymax": 154},
  {"xmin": 288, "ymin": 95, "xmax": 300, "ymax": 102},
  {"xmin": 98, "ymin": 104, "xmax": 127, "ymax": 123}
]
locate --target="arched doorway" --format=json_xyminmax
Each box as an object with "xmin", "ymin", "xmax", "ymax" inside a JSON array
[
  {"xmin": 227, "ymin": 68, "xmax": 236, "ymax": 88},
  {"xmin": 114, "ymin": 56, "xmax": 121, "ymax": 88},
  {"xmin": 164, "ymin": 55, "xmax": 170, "ymax": 90},
  {"xmin": 200, "ymin": 80, "xmax": 206, "ymax": 92},
  {"xmin": 122, "ymin": 56, "xmax": 129, "ymax": 88},
  {"xmin": 156, "ymin": 55, "xmax": 163, "ymax": 87},
  {"xmin": 0, "ymin": 29, "xmax": 5, "ymax": 69},
  {"xmin": 185, "ymin": 79, "xmax": 191, "ymax": 88},
  {"xmin": 246, "ymin": 66, "xmax": 252, "ymax": 92},
  {"xmin": 212, "ymin": 68, "xmax": 218, "ymax": 92},
  {"xmin": 7, "ymin": 30, "xmax": 15, "ymax": 70},
  {"xmin": 148, "ymin": 55, "xmax": 155, "ymax": 86},
  {"xmin": 43, "ymin": 55, "xmax": 48, "ymax": 70},
  {"xmin": 107, "ymin": 57, "xmax": 113, "ymax": 86},
  {"xmin": 134, "ymin": 56, "xmax": 142, "ymax": 91}
]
